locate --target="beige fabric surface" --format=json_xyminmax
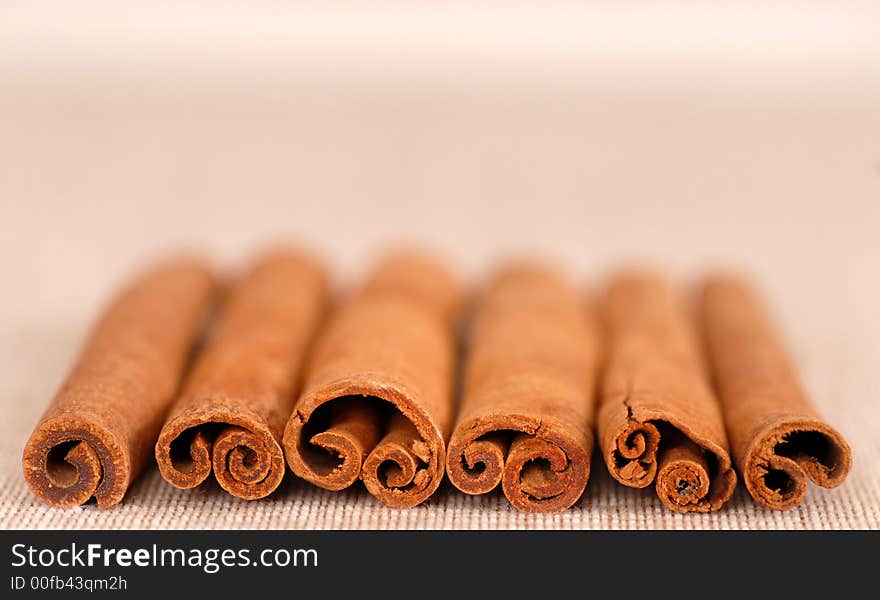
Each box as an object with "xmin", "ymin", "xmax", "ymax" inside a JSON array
[{"xmin": 1, "ymin": 3, "xmax": 879, "ymax": 529}]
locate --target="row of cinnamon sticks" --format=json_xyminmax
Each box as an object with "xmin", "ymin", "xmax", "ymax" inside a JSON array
[{"xmin": 23, "ymin": 250, "xmax": 852, "ymax": 513}]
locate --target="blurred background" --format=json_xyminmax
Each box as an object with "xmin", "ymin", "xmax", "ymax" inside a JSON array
[
  {"xmin": 1, "ymin": 1, "xmax": 879, "ymax": 528},
  {"xmin": 1, "ymin": 0, "xmax": 879, "ymax": 360}
]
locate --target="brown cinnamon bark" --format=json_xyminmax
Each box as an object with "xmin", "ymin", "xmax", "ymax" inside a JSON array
[
  {"xmin": 22, "ymin": 258, "xmax": 216, "ymax": 508},
  {"xmin": 283, "ymin": 253, "xmax": 460, "ymax": 508},
  {"xmin": 597, "ymin": 273, "xmax": 736, "ymax": 512},
  {"xmin": 446, "ymin": 266, "xmax": 598, "ymax": 512},
  {"xmin": 155, "ymin": 251, "xmax": 328, "ymax": 500},
  {"xmin": 700, "ymin": 276, "xmax": 852, "ymax": 510}
]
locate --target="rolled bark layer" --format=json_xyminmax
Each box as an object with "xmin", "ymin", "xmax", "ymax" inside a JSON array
[
  {"xmin": 283, "ymin": 253, "xmax": 460, "ymax": 508},
  {"xmin": 22, "ymin": 259, "xmax": 216, "ymax": 508},
  {"xmin": 156, "ymin": 251, "xmax": 328, "ymax": 500},
  {"xmin": 598, "ymin": 273, "xmax": 736, "ymax": 512},
  {"xmin": 446, "ymin": 266, "xmax": 598, "ymax": 512},
  {"xmin": 701, "ymin": 276, "xmax": 852, "ymax": 510}
]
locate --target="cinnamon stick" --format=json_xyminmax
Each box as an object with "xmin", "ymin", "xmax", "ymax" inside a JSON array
[
  {"xmin": 446, "ymin": 266, "xmax": 598, "ymax": 512},
  {"xmin": 22, "ymin": 258, "xmax": 216, "ymax": 508},
  {"xmin": 700, "ymin": 276, "xmax": 852, "ymax": 510},
  {"xmin": 155, "ymin": 251, "xmax": 327, "ymax": 500},
  {"xmin": 283, "ymin": 253, "xmax": 460, "ymax": 508},
  {"xmin": 597, "ymin": 273, "xmax": 736, "ymax": 512}
]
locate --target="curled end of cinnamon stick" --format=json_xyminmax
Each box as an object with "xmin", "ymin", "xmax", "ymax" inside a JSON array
[
  {"xmin": 607, "ymin": 421, "xmax": 661, "ymax": 489},
  {"xmin": 449, "ymin": 432, "xmax": 507, "ymax": 494},
  {"xmin": 654, "ymin": 437, "xmax": 737, "ymax": 512},
  {"xmin": 447, "ymin": 415, "xmax": 590, "ymax": 513},
  {"xmin": 283, "ymin": 379, "xmax": 446, "ymax": 508},
  {"xmin": 599, "ymin": 272, "xmax": 737, "ymax": 512},
  {"xmin": 301, "ymin": 397, "xmax": 381, "ymax": 491},
  {"xmin": 156, "ymin": 412, "xmax": 285, "ymax": 500},
  {"xmin": 604, "ymin": 418, "xmax": 736, "ymax": 513},
  {"xmin": 743, "ymin": 419, "xmax": 852, "ymax": 510},
  {"xmin": 22, "ymin": 416, "xmax": 128, "ymax": 508},
  {"xmin": 700, "ymin": 275, "xmax": 854, "ymax": 510}
]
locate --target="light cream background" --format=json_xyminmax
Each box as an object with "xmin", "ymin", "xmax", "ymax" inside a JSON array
[{"xmin": 1, "ymin": 2, "xmax": 878, "ymax": 529}]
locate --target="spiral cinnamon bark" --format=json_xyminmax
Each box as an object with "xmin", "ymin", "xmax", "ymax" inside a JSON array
[
  {"xmin": 446, "ymin": 266, "xmax": 598, "ymax": 512},
  {"xmin": 283, "ymin": 253, "xmax": 460, "ymax": 508},
  {"xmin": 156, "ymin": 250, "xmax": 328, "ymax": 500},
  {"xmin": 700, "ymin": 276, "xmax": 852, "ymax": 510},
  {"xmin": 597, "ymin": 273, "xmax": 736, "ymax": 512},
  {"xmin": 22, "ymin": 258, "xmax": 216, "ymax": 508}
]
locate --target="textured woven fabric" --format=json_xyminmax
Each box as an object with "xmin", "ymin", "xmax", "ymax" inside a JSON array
[{"xmin": 1, "ymin": 78, "xmax": 878, "ymax": 529}]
